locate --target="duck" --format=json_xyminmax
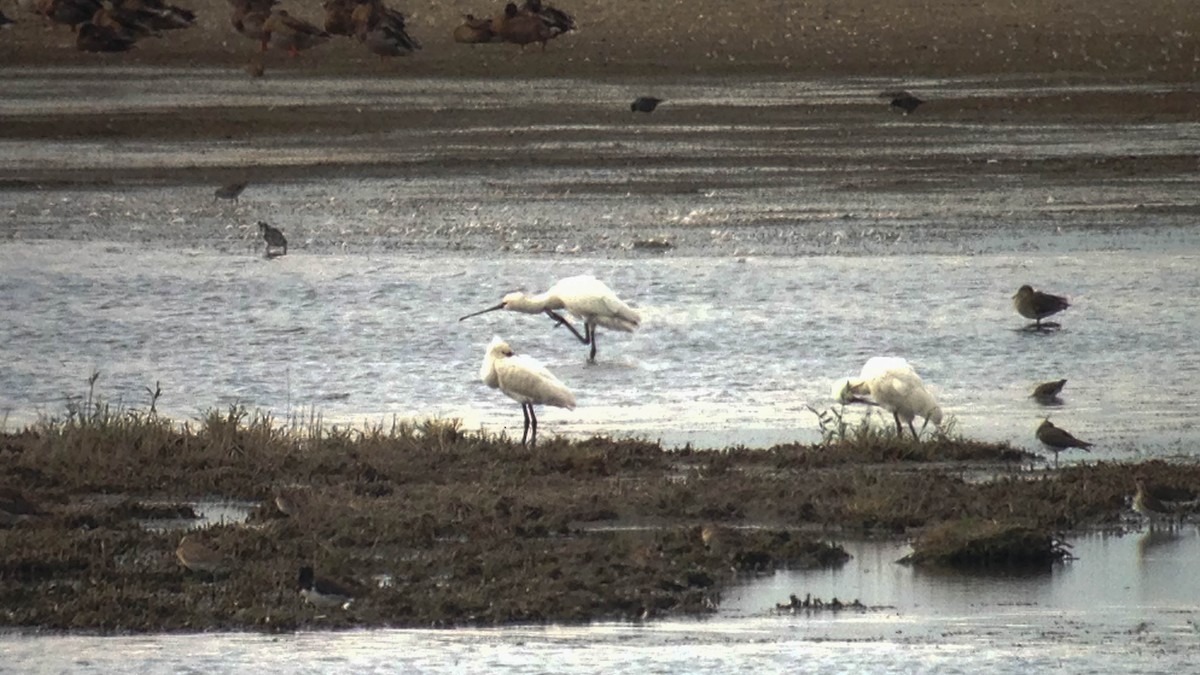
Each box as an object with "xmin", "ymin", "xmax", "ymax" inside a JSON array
[
  {"xmin": 39, "ymin": 0, "xmax": 102, "ymax": 28},
  {"xmin": 261, "ymin": 9, "xmax": 331, "ymax": 56},
  {"xmin": 1013, "ymin": 284, "xmax": 1070, "ymax": 329},
  {"xmin": 352, "ymin": 0, "xmax": 419, "ymax": 57},
  {"xmin": 321, "ymin": 0, "xmax": 355, "ymax": 35},
  {"xmin": 452, "ymin": 13, "xmax": 496, "ymax": 43},
  {"xmin": 92, "ymin": 2, "xmax": 158, "ymax": 40},
  {"xmin": 521, "ymin": 0, "xmax": 573, "ymax": 35},
  {"xmin": 630, "ymin": 96, "xmax": 662, "ymax": 113},
  {"xmin": 122, "ymin": 0, "xmax": 195, "ymax": 31},
  {"xmin": 75, "ymin": 20, "xmax": 137, "ymax": 51},
  {"xmin": 493, "ymin": 1, "xmax": 552, "ymax": 50},
  {"xmin": 881, "ymin": 90, "xmax": 923, "ymax": 114}
]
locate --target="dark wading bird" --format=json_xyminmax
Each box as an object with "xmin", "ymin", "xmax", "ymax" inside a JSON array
[
  {"xmin": 1013, "ymin": 284, "xmax": 1070, "ymax": 330},
  {"xmin": 478, "ymin": 336, "xmax": 576, "ymax": 447},
  {"xmin": 1133, "ymin": 477, "xmax": 1181, "ymax": 528},
  {"xmin": 297, "ymin": 566, "xmax": 356, "ymax": 609},
  {"xmin": 881, "ymin": 90, "xmax": 923, "ymax": 114},
  {"xmin": 258, "ymin": 220, "xmax": 287, "ymax": 258},
  {"xmin": 214, "ymin": 181, "xmax": 247, "ymax": 202},
  {"xmin": 1031, "ymin": 379, "xmax": 1067, "ymax": 405},
  {"xmin": 1036, "ymin": 419, "xmax": 1092, "ymax": 467},
  {"xmin": 459, "ymin": 275, "xmax": 640, "ymax": 363},
  {"xmin": 630, "ymin": 96, "xmax": 662, "ymax": 113}
]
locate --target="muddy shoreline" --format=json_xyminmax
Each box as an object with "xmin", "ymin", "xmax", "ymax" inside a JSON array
[{"xmin": 1, "ymin": 411, "xmax": 1196, "ymax": 633}]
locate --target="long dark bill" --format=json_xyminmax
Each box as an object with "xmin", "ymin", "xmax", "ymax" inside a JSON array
[{"xmin": 458, "ymin": 303, "xmax": 506, "ymax": 321}]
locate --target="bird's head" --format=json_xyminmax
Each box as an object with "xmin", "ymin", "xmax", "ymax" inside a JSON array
[
  {"xmin": 487, "ymin": 336, "xmax": 515, "ymax": 358},
  {"xmin": 830, "ymin": 378, "xmax": 853, "ymax": 403},
  {"xmin": 1013, "ymin": 284, "xmax": 1034, "ymax": 299},
  {"xmin": 297, "ymin": 565, "xmax": 314, "ymax": 589}
]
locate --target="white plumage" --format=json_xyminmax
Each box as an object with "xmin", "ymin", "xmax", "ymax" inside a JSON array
[
  {"xmin": 460, "ymin": 275, "xmax": 640, "ymax": 362},
  {"xmin": 833, "ymin": 357, "xmax": 943, "ymax": 439},
  {"xmin": 480, "ymin": 336, "xmax": 576, "ymax": 446}
]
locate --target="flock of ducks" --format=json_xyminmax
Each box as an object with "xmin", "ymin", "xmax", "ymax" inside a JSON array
[
  {"xmin": 18, "ymin": 0, "xmax": 573, "ymax": 57},
  {"xmin": 30, "ymin": 0, "xmax": 196, "ymax": 52}
]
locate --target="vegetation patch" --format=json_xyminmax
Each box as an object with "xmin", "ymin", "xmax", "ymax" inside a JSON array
[
  {"xmin": 0, "ymin": 404, "xmax": 1195, "ymax": 632},
  {"xmin": 900, "ymin": 519, "xmax": 1071, "ymax": 568}
]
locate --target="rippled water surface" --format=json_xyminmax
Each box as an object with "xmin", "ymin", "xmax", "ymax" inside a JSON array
[{"xmin": 2, "ymin": 70, "xmax": 1200, "ymax": 669}]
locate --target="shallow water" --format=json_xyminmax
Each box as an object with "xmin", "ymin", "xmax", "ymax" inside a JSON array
[
  {"xmin": 2, "ymin": 70, "xmax": 1200, "ymax": 459},
  {"xmin": 2, "ymin": 70, "xmax": 1200, "ymax": 668},
  {"xmin": 1, "ymin": 242, "xmax": 1198, "ymax": 458},
  {"xmin": 3, "ymin": 529, "xmax": 1197, "ymax": 673}
]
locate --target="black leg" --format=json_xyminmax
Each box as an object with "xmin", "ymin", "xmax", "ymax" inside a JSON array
[
  {"xmin": 528, "ymin": 404, "xmax": 538, "ymax": 447},
  {"xmin": 545, "ymin": 310, "xmax": 588, "ymax": 344},
  {"xmin": 587, "ymin": 324, "xmax": 597, "ymax": 363},
  {"xmin": 521, "ymin": 403, "xmax": 531, "ymax": 446},
  {"xmin": 893, "ymin": 412, "xmax": 903, "ymax": 436},
  {"xmin": 908, "ymin": 420, "xmax": 919, "ymax": 440}
]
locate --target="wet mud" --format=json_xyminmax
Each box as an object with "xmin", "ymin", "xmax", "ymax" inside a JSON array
[{"xmin": 2, "ymin": 412, "xmax": 1197, "ymax": 633}]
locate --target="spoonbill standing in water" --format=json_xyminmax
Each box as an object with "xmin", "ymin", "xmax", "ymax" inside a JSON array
[
  {"xmin": 833, "ymin": 357, "xmax": 944, "ymax": 440},
  {"xmin": 479, "ymin": 336, "xmax": 576, "ymax": 447},
  {"xmin": 460, "ymin": 275, "xmax": 640, "ymax": 363}
]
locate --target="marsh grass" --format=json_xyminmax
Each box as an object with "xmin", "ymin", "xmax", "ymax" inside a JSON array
[
  {"xmin": 1, "ymin": 386, "xmax": 1197, "ymax": 632},
  {"xmin": 900, "ymin": 518, "xmax": 1072, "ymax": 568}
]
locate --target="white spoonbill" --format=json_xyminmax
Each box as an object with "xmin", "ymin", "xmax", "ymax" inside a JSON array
[
  {"xmin": 833, "ymin": 357, "xmax": 944, "ymax": 440},
  {"xmin": 459, "ymin": 275, "xmax": 640, "ymax": 363},
  {"xmin": 479, "ymin": 336, "xmax": 576, "ymax": 447}
]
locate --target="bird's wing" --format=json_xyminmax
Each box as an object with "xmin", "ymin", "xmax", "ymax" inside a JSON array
[{"xmin": 497, "ymin": 355, "xmax": 576, "ymax": 409}]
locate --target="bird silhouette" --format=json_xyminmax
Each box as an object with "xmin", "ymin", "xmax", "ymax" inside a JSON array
[
  {"xmin": 630, "ymin": 96, "xmax": 662, "ymax": 113},
  {"xmin": 257, "ymin": 221, "xmax": 287, "ymax": 258},
  {"xmin": 882, "ymin": 90, "xmax": 923, "ymax": 114},
  {"xmin": 1013, "ymin": 285, "xmax": 1070, "ymax": 329},
  {"xmin": 1036, "ymin": 419, "xmax": 1091, "ymax": 467},
  {"xmin": 1030, "ymin": 379, "xmax": 1067, "ymax": 405}
]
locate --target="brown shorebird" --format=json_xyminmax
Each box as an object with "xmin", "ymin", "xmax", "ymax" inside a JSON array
[
  {"xmin": 492, "ymin": 2, "xmax": 552, "ymax": 50},
  {"xmin": 1031, "ymin": 379, "xmax": 1067, "ymax": 404},
  {"xmin": 1013, "ymin": 285, "xmax": 1070, "ymax": 329},
  {"xmin": 214, "ymin": 181, "xmax": 247, "ymax": 203},
  {"xmin": 176, "ymin": 535, "xmax": 229, "ymax": 577},
  {"xmin": 1036, "ymin": 419, "xmax": 1092, "ymax": 467},
  {"xmin": 258, "ymin": 221, "xmax": 288, "ymax": 258},
  {"xmin": 298, "ymin": 566, "xmax": 356, "ymax": 609},
  {"xmin": 1133, "ymin": 478, "xmax": 1179, "ymax": 528},
  {"xmin": 453, "ymin": 14, "xmax": 496, "ymax": 43},
  {"xmin": 274, "ymin": 488, "xmax": 309, "ymax": 517},
  {"xmin": 631, "ymin": 96, "xmax": 662, "ymax": 113},
  {"xmin": 881, "ymin": 90, "xmax": 923, "ymax": 114},
  {"xmin": 261, "ymin": 9, "xmax": 331, "ymax": 56}
]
